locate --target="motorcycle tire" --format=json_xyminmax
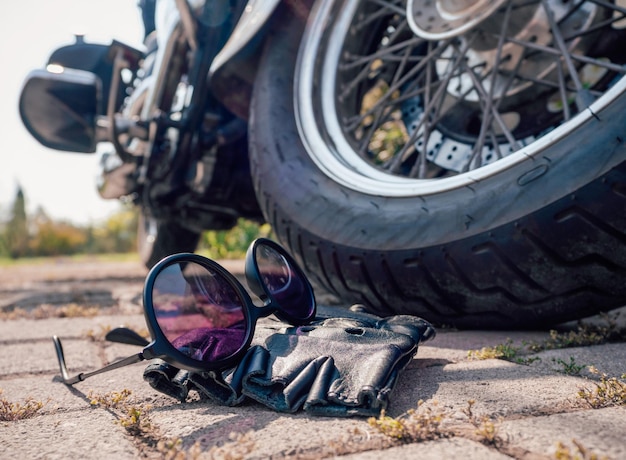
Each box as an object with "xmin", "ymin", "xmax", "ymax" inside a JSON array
[
  {"xmin": 249, "ymin": 1, "xmax": 626, "ymax": 328},
  {"xmin": 137, "ymin": 213, "xmax": 200, "ymax": 268}
]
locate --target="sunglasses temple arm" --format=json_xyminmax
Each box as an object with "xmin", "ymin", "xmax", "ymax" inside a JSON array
[
  {"xmin": 52, "ymin": 335, "xmax": 146, "ymax": 385},
  {"xmin": 105, "ymin": 327, "xmax": 150, "ymax": 347}
]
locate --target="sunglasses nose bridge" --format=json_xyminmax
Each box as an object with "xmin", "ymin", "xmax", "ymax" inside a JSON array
[
  {"xmin": 259, "ymin": 293, "xmax": 271, "ymax": 306},
  {"xmin": 250, "ymin": 303, "xmax": 277, "ymax": 326},
  {"xmin": 249, "ymin": 288, "xmax": 270, "ymax": 307}
]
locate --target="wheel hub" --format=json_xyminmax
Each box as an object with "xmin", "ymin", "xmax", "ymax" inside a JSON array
[
  {"xmin": 407, "ymin": 0, "xmax": 507, "ymax": 39},
  {"xmin": 434, "ymin": 0, "xmax": 601, "ymax": 102}
]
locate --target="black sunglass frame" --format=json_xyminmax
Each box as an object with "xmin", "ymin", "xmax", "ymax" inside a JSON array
[{"xmin": 53, "ymin": 238, "xmax": 316, "ymax": 384}]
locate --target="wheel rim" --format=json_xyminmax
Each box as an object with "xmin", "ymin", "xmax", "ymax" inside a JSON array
[{"xmin": 295, "ymin": 0, "xmax": 626, "ymax": 197}]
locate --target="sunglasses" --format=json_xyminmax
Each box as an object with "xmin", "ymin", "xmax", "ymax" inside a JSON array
[{"xmin": 53, "ymin": 238, "xmax": 316, "ymax": 385}]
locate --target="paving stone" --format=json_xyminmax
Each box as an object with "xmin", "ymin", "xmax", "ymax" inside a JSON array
[
  {"xmin": 391, "ymin": 356, "xmax": 584, "ymax": 417},
  {"xmin": 0, "ymin": 315, "xmax": 148, "ymax": 341},
  {"xmin": 500, "ymin": 407, "xmax": 626, "ymax": 459},
  {"xmin": 420, "ymin": 329, "xmax": 550, "ymax": 362},
  {"xmin": 0, "ymin": 339, "xmax": 100, "ymax": 375},
  {"xmin": 1, "ymin": 410, "xmax": 139, "ymax": 459},
  {"xmin": 530, "ymin": 343, "xmax": 626, "ymax": 379},
  {"xmin": 340, "ymin": 437, "xmax": 511, "ymax": 460},
  {"xmin": 0, "ymin": 362, "xmax": 164, "ymax": 413},
  {"xmin": 148, "ymin": 402, "xmax": 365, "ymax": 457}
]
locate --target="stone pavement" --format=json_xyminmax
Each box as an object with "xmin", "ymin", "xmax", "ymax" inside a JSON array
[{"xmin": 1, "ymin": 259, "xmax": 625, "ymax": 459}]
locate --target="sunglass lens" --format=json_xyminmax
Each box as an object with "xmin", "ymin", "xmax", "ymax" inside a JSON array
[
  {"xmin": 256, "ymin": 243, "xmax": 314, "ymax": 320},
  {"xmin": 151, "ymin": 262, "xmax": 247, "ymax": 363}
]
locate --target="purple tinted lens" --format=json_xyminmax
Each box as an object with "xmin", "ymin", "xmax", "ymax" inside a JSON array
[
  {"xmin": 152, "ymin": 262, "xmax": 246, "ymax": 363},
  {"xmin": 256, "ymin": 244, "xmax": 313, "ymax": 319}
]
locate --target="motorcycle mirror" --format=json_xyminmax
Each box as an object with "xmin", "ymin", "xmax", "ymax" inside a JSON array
[{"xmin": 19, "ymin": 66, "xmax": 101, "ymax": 153}]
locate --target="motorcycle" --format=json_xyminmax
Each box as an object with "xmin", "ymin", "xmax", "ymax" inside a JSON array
[{"xmin": 19, "ymin": 0, "xmax": 626, "ymax": 328}]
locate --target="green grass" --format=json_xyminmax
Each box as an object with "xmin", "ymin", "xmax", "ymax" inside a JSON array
[{"xmin": 0, "ymin": 252, "xmax": 139, "ymax": 267}]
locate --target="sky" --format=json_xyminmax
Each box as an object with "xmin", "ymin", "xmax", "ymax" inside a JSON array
[{"xmin": 0, "ymin": 1, "xmax": 145, "ymax": 224}]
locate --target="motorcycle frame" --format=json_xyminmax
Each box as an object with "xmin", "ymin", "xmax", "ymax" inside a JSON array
[
  {"xmin": 134, "ymin": 0, "xmax": 284, "ymax": 124},
  {"xmin": 119, "ymin": 0, "xmax": 252, "ymax": 226}
]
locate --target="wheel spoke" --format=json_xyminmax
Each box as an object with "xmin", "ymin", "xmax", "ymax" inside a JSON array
[
  {"xmin": 498, "ymin": 68, "xmax": 606, "ymax": 96},
  {"xmin": 560, "ymin": 0, "xmax": 626, "ymax": 40},
  {"xmin": 351, "ymin": 0, "xmax": 404, "ymax": 32},
  {"xmin": 357, "ymin": 39, "xmax": 415, "ymax": 158},
  {"xmin": 410, "ymin": 41, "xmax": 435, "ymax": 178},
  {"xmin": 388, "ymin": 36, "xmax": 479, "ymax": 175},
  {"xmin": 471, "ymin": 0, "xmax": 515, "ymax": 164},
  {"xmin": 339, "ymin": 37, "xmax": 426, "ymax": 104},
  {"xmin": 556, "ymin": 57, "xmax": 572, "ymax": 121},
  {"xmin": 540, "ymin": 0, "xmax": 595, "ymax": 109},
  {"xmin": 368, "ymin": 0, "xmax": 406, "ymax": 17},
  {"xmin": 343, "ymin": 37, "xmax": 452, "ymax": 132},
  {"xmin": 341, "ymin": 36, "xmax": 425, "ymax": 71},
  {"xmin": 587, "ymin": 0, "xmax": 626, "ymax": 16},
  {"xmin": 453, "ymin": 42, "xmax": 521, "ymax": 150}
]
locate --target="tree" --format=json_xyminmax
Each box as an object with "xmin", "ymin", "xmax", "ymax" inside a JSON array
[
  {"xmin": 4, "ymin": 186, "xmax": 29, "ymax": 258},
  {"xmin": 0, "ymin": 191, "xmax": 141, "ymax": 258},
  {"xmin": 91, "ymin": 207, "xmax": 138, "ymax": 253},
  {"xmin": 28, "ymin": 209, "xmax": 87, "ymax": 257}
]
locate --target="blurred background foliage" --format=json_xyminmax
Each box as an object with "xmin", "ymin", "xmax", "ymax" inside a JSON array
[
  {"xmin": 199, "ymin": 220, "xmax": 273, "ymax": 259},
  {"xmin": 0, "ymin": 186, "xmax": 269, "ymax": 261}
]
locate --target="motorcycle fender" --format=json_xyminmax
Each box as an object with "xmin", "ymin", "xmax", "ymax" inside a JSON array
[{"xmin": 209, "ymin": 0, "xmax": 281, "ymax": 119}]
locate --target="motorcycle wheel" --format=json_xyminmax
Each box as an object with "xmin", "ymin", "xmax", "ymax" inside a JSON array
[
  {"xmin": 137, "ymin": 213, "xmax": 200, "ymax": 268},
  {"xmin": 249, "ymin": 1, "xmax": 626, "ymax": 328}
]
